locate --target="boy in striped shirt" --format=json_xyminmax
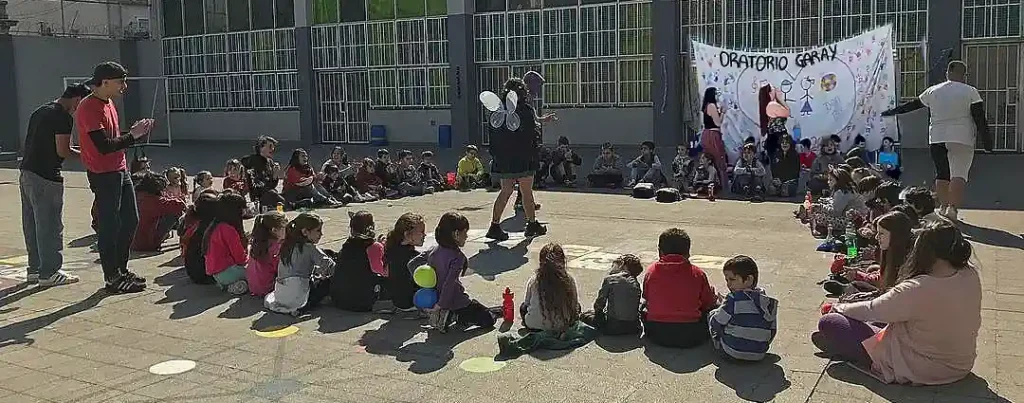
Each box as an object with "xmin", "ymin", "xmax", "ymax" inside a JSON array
[{"xmin": 709, "ymin": 255, "xmax": 778, "ymax": 361}]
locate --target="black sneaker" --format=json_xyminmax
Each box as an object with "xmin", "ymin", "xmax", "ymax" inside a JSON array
[
  {"xmin": 485, "ymin": 223, "xmax": 509, "ymax": 241},
  {"xmin": 123, "ymin": 271, "xmax": 147, "ymax": 284},
  {"xmin": 105, "ymin": 277, "xmax": 146, "ymax": 294},
  {"xmin": 822, "ymin": 280, "xmax": 847, "ymax": 296},
  {"xmin": 525, "ymin": 221, "xmax": 547, "ymax": 237}
]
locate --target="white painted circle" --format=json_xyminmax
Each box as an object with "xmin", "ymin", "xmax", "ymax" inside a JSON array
[{"xmin": 149, "ymin": 359, "xmax": 196, "ymax": 375}]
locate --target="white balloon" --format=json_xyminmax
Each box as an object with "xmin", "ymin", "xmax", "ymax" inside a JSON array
[
  {"xmin": 479, "ymin": 91, "xmax": 501, "ymax": 112},
  {"xmin": 489, "ymin": 111, "xmax": 506, "ymax": 128},
  {"xmin": 505, "ymin": 112, "xmax": 521, "ymax": 131},
  {"xmin": 504, "ymin": 91, "xmax": 518, "ymax": 112}
]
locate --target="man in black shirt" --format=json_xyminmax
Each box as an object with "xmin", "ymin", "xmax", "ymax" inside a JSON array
[{"xmin": 21, "ymin": 84, "xmax": 90, "ymax": 286}]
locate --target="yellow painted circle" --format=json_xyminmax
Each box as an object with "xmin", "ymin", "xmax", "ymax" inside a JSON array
[
  {"xmin": 458, "ymin": 357, "xmax": 507, "ymax": 373},
  {"xmin": 149, "ymin": 360, "xmax": 196, "ymax": 375},
  {"xmin": 253, "ymin": 325, "xmax": 299, "ymax": 338}
]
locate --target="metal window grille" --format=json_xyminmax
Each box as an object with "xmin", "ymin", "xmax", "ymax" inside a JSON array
[
  {"xmin": 508, "ymin": 11, "xmax": 542, "ymax": 61},
  {"xmin": 619, "ymin": 2, "xmax": 651, "ymax": 55},
  {"xmin": 580, "ymin": 4, "xmax": 617, "ymax": 57},
  {"xmin": 312, "ymin": 25, "xmax": 340, "ymax": 69},
  {"xmin": 723, "ymin": 0, "xmax": 769, "ymax": 50},
  {"xmin": 427, "ymin": 17, "xmax": 449, "ymax": 64},
  {"xmin": 397, "ymin": 67, "xmax": 428, "ymax": 106},
  {"xmin": 428, "ymin": 66, "xmax": 450, "ymax": 107},
  {"xmin": 367, "ymin": 21, "xmax": 396, "ymax": 66},
  {"xmin": 369, "ymin": 68, "xmax": 398, "ymax": 107},
  {"xmin": 543, "ymin": 61, "xmax": 579, "ymax": 106},
  {"xmin": 580, "ymin": 60, "xmax": 616, "ymax": 104},
  {"xmin": 474, "ymin": 13, "xmax": 507, "ymax": 62},
  {"xmin": 340, "ymin": 23, "xmax": 369, "ymax": 67},
  {"xmin": 618, "ymin": 57, "xmax": 651, "ymax": 105},
  {"xmin": 963, "ymin": 0, "xmax": 1022, "ymax": 39},
  {"xmin": 397, "ymin": 19, "xmax": 427, "ymax": 65},
  {"xmin": 543, "ymin": 8, "xmax": 578, "ymax": 60}
]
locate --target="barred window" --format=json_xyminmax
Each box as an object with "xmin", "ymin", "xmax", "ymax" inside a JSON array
[
  {"xmin": 772, "ymin": 0, "xmax": 821, "ymax": 49},
  {"xmin": 580, "ymin": 60, "xmax": 616, "ymax": 105},
  {"xmin": 396, "ymin": 19, "xmax": 427, "ymax": 65},
  {"xmin": 367, "ymin": 21, "xmax": 397, "ymax": 66},
  {"xmin": 681, "ymin": 0, "xmax": 724, "ymax": 48},
  {"xmin": 618, "ymin": 2, "xmax": 651, "ymax": 55},
  {"xmin": 397, "ymin": 68, "xmax": 428, "ymax": 106},
  {"xmin": 962, "ymin": 0, "xmax": 1021, "ymax": 39},
  {"xmin": 724, "ymin": 0, "xmax": 769, "ymax": 50},
  {"xmin": 428, "ymin": 66, "xmax": 450, "ymax": 107},
  {"xmin": 821, "ymin": 0, "xmax": 873, "ymax": 44},
  {"xmin": 206, "ymin": 75, "xmax": 231, "ymax": 108},
  {"xmin": 619, "ymin": 58, "xmax": 651, "ymax": 105},
  {"xmin": 340, "ymin": 23, "xmax": 368, "ymax": 67},
  {"xmin": 508, "ymin": 11, "xmax": 542, "ymax": 61},
  {"xmin": 427, "ymin": 17, "xmax": 448, "ymax": 64},
  {"xmin": 474, "ymin": 14, "xmax": 506, "ymax": 62},
  {"xmin": 580, "ymin": 4, "xmax": 616, "ymax": 57},
  {"xmin": 543, "ymin": 8, "xmax": 578, "ymax": 60},
  {"xmin": 543, "ymin": 62, "xmax": 578, "ymax": 106},
  {"xmin": 312, "ymin": 25, "xmax": 339, "ymax": 69},
  {"xmin": 369, "ymin": 69, "xmax": 398, "ymax": 107}
]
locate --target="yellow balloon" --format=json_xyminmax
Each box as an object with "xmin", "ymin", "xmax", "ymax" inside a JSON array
[{"xmin": 413, "ymin": 265, "xmax": 437, "ymax": 288}]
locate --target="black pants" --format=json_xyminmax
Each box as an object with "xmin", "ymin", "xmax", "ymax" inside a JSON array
[
  {"xmin": 643, "ymin": 313, "xmax": 710, "ymax": 348},
  {"xmin": 87, "ymin": 170, "xmax": 139, "ymax": 283},
  {"xmin": 581, "ymin": 310, "xmax": 641, "ymax": 335},
  {"xmin": 930, "ymin": 143, "xmax": 951, "ymax": 181},
  {"xmin": 588, "ymin": 172, "xmax": 623, "ymax": 188},
  {"xmin": 389, "ymin": 268, "xmax": 418, "ymax": 310},
  {"xmin": 299, "ymin": 278, "xmax": 332, "ymax": 312},
  {"xmin": 454, "ymin": 300, "xmax": 496, "ymax": 328}
]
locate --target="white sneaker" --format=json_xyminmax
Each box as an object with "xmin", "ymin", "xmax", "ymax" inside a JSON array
[
  {"xmin": 38, "ymin": 271, "xmax": 80, "ymax": 287},
  {"xmin": 226, "ymin": 280, "xmax": 248, "ymax": 295},
  {"xmin": 26, "ymin": 273, "xmax": 39, "ymax": 284}
]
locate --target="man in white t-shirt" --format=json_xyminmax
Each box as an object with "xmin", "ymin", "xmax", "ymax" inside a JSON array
[{"xmin": 882, "ymin": 60, "xmax": 991, "ymax": 222}]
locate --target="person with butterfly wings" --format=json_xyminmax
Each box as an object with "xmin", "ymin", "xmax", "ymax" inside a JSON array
[{"xmin": 479, "ymin": 77, "xmax": 553, "ymax": 240}]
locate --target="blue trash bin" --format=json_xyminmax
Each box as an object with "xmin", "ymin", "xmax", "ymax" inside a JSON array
[
  {"xmin": 438, "ymin": 125, "xmax": 452, "ymax": 149},
  {"xmin": 370, "ymin": 125, "xmax": 388, "ymax": 146}
]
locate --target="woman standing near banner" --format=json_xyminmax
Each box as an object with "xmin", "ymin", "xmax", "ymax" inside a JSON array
[
  {"xmin": 700, "ymin": 87, "xmax": 729, "ymax": 186},
  {"xmin": 759, "ymin": 84, "xmax": 791, "ymax": 162}
]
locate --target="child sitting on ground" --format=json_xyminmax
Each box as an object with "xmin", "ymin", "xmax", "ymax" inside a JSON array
[
  {"xmin": 385, "ymin": 213, "xmax": 426, "ymax": 313},
  {"xmin": 581, "ymin": 254, "xmax": 643, "ymax": 335},
  {"xmin": 246, "ymin": 211, "xmax": 288, "ymax": 297},
  {"xmin": 331, "ymin": 211, "xmax": 388, "ymax": 312},
  {"xmin": 265, "ymin": 213, "xmax": 335, "ymax": 316},
  {"xmin": 418, "ymin": 151, "xmax": 445, "ymax": 190},
  {"xmin": 182, "ymin": 191, "xmax": 219, "ymax": 284},
  {"xmin": 903, "ymin": 186, "xmax": 941, "ymax": 224},
  {"xmin": 811, "ymin": 167, "xmax": 867, "ymax": 237},
  {"xmin": 627, "ymin": 141, "xmax": 665, "ymax": 187},
  {"xmin": 549, "ymin": 136, "xmax": 583, "ymax": 187},
  {"xmin": 223, "ymin": 159, "xmax": 248, "ymax": 194},
  {"xmin": 284, "ymin": 149, "xmax": 342, "ymax": 209},
  {"xmin": 689, "ymin": 152, "xmax": 719, "ymax": 199},
  {"xmin": 771, "ymin": 134, "xmax": 801, "ymax": 197},
  {"xmin": 808, "ymin": 138, "xmax": 844, "ymax": 196},
  {"xmin": 642, "ymin": 228, "xmax": 719, "ymax": 348},
  {"xmin": 192, "ymin": 171, "xmax": 214, "ymax": 202},
  {"xmin": 732, "ymin": 143, "xmax": 768, "ymax": 201},
  {"xmin": 824, "ymin": 211, "xmax": 913, "ymax": 298},
  {"xmin": 413, "ymin": 212, "xmax": 501, "ymax": 332},
  {"xmin": 520, "ymin": 243, "xmax": 582, "ymax": 332},
  {"xmin": 396, "ymin": 149, "xmax": 432, "ymax": 196},
  {"xmin": 709, "ymin": 255, "xmax": 778, "ymax": 361},
  {"xmin": 798, "ymin": 138, "xmax": 816, "ymax": 169},
  {"xmin": 164, "ymin": 167, "xmax": 188, "ymax": 200},
  {"xmin": 457, "ymin": 145, "xmax": 487, "ymax": 189},
  {"xmin": 131, "ymin": 172, "xmax": 187, "ymax": 252},
  {"xmin": 671, "ymin": 143, "xmax": 694, "ymax": 191},
  {"xmin": 320, "ymin": 163, "xmax": 360, "ymax": 204},
  {"xmin": 355, "ymin": 158, "xmax": 387, "ymax": 200},
  {"xmin": 374, "ymin": 148, "xmax": 399, "ymax": 189},
  {"xmin": 204, "ymin": 192, "xmax": 250, "ymax": 295},
  {"xmin": 588, "ymin": 143, "xmax": 625, "ymax": 188}
]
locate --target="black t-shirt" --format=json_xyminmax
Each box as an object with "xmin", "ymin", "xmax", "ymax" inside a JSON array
[{"xmin": 20, "ymin": 102, "xmax": 72, "ymax": 182}]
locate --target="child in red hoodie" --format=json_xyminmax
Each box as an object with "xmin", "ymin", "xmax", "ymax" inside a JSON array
[
  {"xmin": 204, "ymin": 192, "xmax": 250, "ymax": 295},
  {"xmin": 131, "ymin": 172, "xmax": 187, "ymax": 252},
  {"xmin": 642, "ymin": 228, "xmax": 719, "ymax": 348}
]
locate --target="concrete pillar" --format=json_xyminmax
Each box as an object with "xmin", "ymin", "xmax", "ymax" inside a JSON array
[
  {"xmin": 295, "ymin": 1, "xmax": 316, "ymax": 144},
  {"xmin": 0, "ymin": 35, "xmax": 17, "ymax": 151},
  {"xmin": 651, "ymin": 0, "xmax": 682, "ymax": 147},
  {"xmin": 119, "ymin": 40, "xmax": 143, "ymax": 125},
  {"xmin": 446, "ymin": 0, "xmax": 478, "ymax": 146},
  {"xmin": 927, "ymin": 0, "xmax": 961, "ymax": 85}
]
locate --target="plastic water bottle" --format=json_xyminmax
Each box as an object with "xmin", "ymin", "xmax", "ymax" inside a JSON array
[
  {"xmin": 502, "ymin": 287, "xmax": 515, "ymax": 322},
  {"xmin": 845, "ymin": 221, "xmax": 858, "ymax": 259}
]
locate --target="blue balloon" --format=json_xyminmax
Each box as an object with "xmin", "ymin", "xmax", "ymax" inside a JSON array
[{"xmin": 413, "ymin": 288, "xmax": 438, "ymax": 309}]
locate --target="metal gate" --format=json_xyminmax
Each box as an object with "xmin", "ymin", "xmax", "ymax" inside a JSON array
[
  {"xmin": 316, "ymin": 71, "xmax": 371, "ymax": 144},
  {"xmin": 477, "ymin": 64, "xmax": 543, "ymax": 145},
  {"xmin": 962, "ymin": 43, "xmax": 1021, "ymax": 152}
]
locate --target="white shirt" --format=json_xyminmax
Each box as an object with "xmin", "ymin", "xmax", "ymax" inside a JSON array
[{"xmin": 918, "ymin": 81, "xmax": 983, "ymax": 146}]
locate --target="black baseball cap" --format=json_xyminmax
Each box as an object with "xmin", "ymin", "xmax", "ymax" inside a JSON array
[
  {"xmin": 85, "ymin": 61, "xmax": 128, "ymax": 87},
  {"xmin": 61, "ymin": 83, "xmax": 91, "ymax": 99}
]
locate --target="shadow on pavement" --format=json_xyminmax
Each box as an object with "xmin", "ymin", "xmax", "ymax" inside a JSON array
[
  {"xmin": 153, "ymin": 268, "xmax": 233, "ymax": 320},
  {"xmin": 642, "ymin": 339, "xmax": 715, "ymax": 374},
  {"xmin": 0, "ymin": 290, "xmax": 109, "ymax": 349},
  {"xmin": 959, "ymin": 221, "xmax": 1024, "ymax": 250},
  {"xmin": 358, "ymin": 317, "xmax": 493, "ymax": 374},
  {"xmin": 713, "ymin": 353, "xmax": 790, "ymax": 403},
  {"xmin": 825, "ymin": 363, "xmax": 1010, "ymax": 403}
]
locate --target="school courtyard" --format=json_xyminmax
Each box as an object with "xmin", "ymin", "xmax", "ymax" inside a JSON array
[{"xmin": 0, "ymin": 156, "xmax": 1022, "ymax": 403}]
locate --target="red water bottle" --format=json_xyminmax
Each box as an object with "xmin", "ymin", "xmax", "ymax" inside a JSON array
[{"xmin": 502, "ymin": 287, "xmax": 514, "ymax": 322}]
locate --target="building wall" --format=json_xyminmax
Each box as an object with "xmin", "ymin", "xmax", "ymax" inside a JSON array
[
  {"xmin": 7, "ymin": 0, "xmax": 150, "ymax": 38},
  {"xmin": 367, "ymin": 110, "xmax": 452, "ymax": 145},
  {"xmin": 542, "ymin": 108, "xmax": 653, "ymax": 146},
  {"xmin": 169, "ymin": 111, "xmax": 301, "ymax": 141}
]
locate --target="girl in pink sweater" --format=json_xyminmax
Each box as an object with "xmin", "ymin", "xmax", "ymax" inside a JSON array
[
  {"xmin": 246, "ymin": 211, "xmax": 288, "ymax": 297},
  {"xmin": 813, "ymin": 221, "xmax": 982, "ymax": 385},
  {"xmin": 204, "ymin": 193, "xmax": 250, "ymax": 295}
]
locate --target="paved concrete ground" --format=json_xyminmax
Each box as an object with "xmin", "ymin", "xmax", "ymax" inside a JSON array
[{"xmin": 0, "ymin": 167, "xmax": 1022, "ymax": 403}]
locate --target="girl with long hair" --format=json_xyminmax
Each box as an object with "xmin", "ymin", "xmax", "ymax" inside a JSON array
[
  {"xmin": 520, "ymin": 243, "xmax": 582, "ymax": 332},
  {"xmin": 814, "ymin": 221, "xmax": 982, "ymax": 385},
  {"xmin": 265, "ymin": 213, "xmax": 335, "ymax": 315},
  {"xmin": 203, "ymin": 192, "xmax": 250, "ymax": 295},
  {"xmin": 700, "ymin": 87, "xmax": 729, "ymax": 185},
  {"xmin": 241, "ymin": 135, "xmax": 285, "ymax": 211},
  {"xmin": 485, "ymin": 77, "xmax": 552, "ymax": 241},
  {"xmin": 824, "ymin": 211, "xmax": 914, "ymax": 297},
  {"xmin": 283, "ymin": 148, "xmax": 342, "ymax": 209},
  {"xmin": 385, "ymin": 213, "xmax": 426, "ymax": 312},
  {"xmin": 245, "ymin": 211, "xmax": 288, "ymax": 297},
  {"xmin": 131, "ymin": 172, "xmax": 187, "ymax": 252},
  {"xmin": 331, "ymin": 211, "xmax": 388, "ymax": 312},
  {"xmin": 181, "ymin": 190, "xmax": 219, "ymax": 284}
]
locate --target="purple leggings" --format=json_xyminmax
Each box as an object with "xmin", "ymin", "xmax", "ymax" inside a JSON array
[{"xmin": 814, "ymin": 313, "xmax": 879, "ymax": 364}]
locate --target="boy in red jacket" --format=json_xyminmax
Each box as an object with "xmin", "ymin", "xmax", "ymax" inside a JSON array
[{"xmin": 642, "ymin": 228, "xmax": 719, "ymax": 348}]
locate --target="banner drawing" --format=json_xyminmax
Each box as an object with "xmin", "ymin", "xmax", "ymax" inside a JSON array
[{"xmin": 691, "ymin": 25, "xmax": 897, "ymax": 164}]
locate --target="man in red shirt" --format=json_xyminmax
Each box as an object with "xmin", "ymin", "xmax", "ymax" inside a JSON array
[
  {"xmin": 642, "ymin": 228, "xmax": 720, "ymax": 348},
  {"xmin": 76, "ymin": 61, "xmax": 154, "ymax": 293}
]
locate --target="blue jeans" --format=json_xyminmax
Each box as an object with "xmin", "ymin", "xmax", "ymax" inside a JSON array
[
  {"xmin": 20, "ymin": 170, "xmax": 64, "ymax": 279},
  {"xmin": 87, "ymin": 170, "xmax": 139, "ymax": 283}
]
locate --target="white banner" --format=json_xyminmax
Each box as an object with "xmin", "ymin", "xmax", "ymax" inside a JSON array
[{"xmin": 691, "ymin": 26, "xmax": 897, "ymax": 164}]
